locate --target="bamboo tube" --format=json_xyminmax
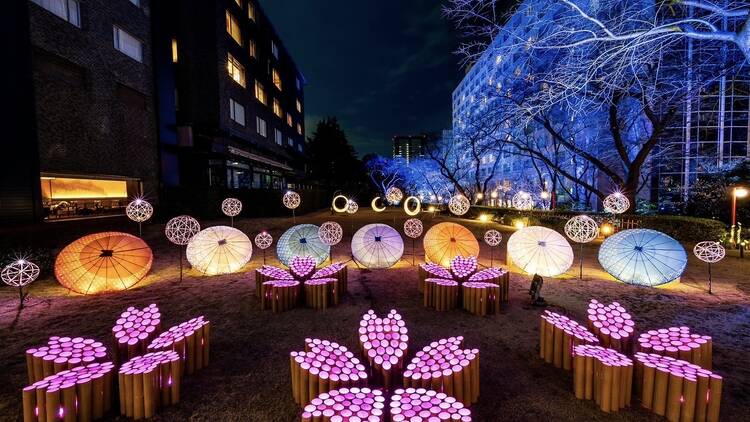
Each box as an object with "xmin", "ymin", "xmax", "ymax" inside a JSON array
[
  {"xmin": 586, "ymin": 299, "xmax": 636, "ymax": 354},
  {"xmin": 540, "ymin": 311, "xmax": 599, "ymax": 370},
  {"xmin": 682, "ymin": 376, "xmax": 697, "ymax": 422},
  {"xmin": 573, "ymin": 345, "xmax": 633, "ymax": 413},
  {"xmin": 358, "ymin": 310, "xmax": 409, "ymax": 391},
  {"xmin": 666, "ymin": 371, "xmax": 683, "ymax": 421},
  {"xmin": 77, "ymin": 378, "xmax": 92, "ymax": 422},
  {"xmin": 147, "ymin": 316, "xmax": 210, "ymax": 374},
  {"xmin": 45, "ymin": 387, "xmax": 59, "ymax": 422},
  {"xmin": 22, "ymin": 386, "xmax": 35, "ymax": 422},
  {"xmin": 112, "ymin": 304, "xmax": 161, "ymax": 365},
  {"xmin": 390, "ymin": 387, "xmax": 471, "ymax": 421},
  {"xmin": 118, "ymin": 351, "xmax": 181, "ymax": 420},
  {"xmin": 302, "ymin": 387, "xmax": 385, "ymax": 420},
  {"xmin": 25, "ymin": 337, "xmax": 108, "ymax": 383},
  {"xmin": 706, "ymin": 374, "xmax": 722, "ymax": 422},
  {"xmin": 256, "ymin": 266, "xmax": 295, "ymax": 298},
  {"xmin": 637, "ymin": 328, "xmax": 712, "ymax": 368}
]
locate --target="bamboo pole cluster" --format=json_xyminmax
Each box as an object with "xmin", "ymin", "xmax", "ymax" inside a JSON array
[
  {"xmin": 389, "ymin": 388, "xmax": 472, "ymax": 421},
  {"xmin": 572, "ymin": 345, "xmax": 633, "ymax": 413},
  {"xmin": 539, "ymin": 311, "xmax": 599, "ymax": 370},
  {"xmin": 634, "ymin": 352, "xmax": 722, "ymax": 422},
  {"xmin": 147, "ymin": 316, "xmax": 210, "ymax": 376},
  {"xmin": 423, "ymin": 278, "xmax": 459, "ymax": 311},
  {"xmin": 586, "ymin": 300, "xmax": 636, "ymax": 354},
  {"xmin": 112, "ymin": 304, "xmax": 162, "ymax": 365},
  {"xmin": 401, "ymin": 337, "xmax": 480, "ymax": 406},
  {"xmin": 449, "ymin": 256, "xmax": 478, "ymax": 281},
  {"xmin": 461, "ymin": 282, "xmax": 501, "ymax": 316},
  {"xmin": 255, "ymin": 266, "xmax": 294, "ymax": 297},
  {"xmin": 26, "ymin": 337, "xmax": 109, "ymax": 384},
  {"xmin": 418, "ymin": 263, "xmax": 452, "ymax": 293},
  {"xmin": 637, "ymin": 328, "xmax": 712, "ymax": 369},
  {"xmin": 359, "ymin": 310, "xmax": 409, "ymax": 391},
  {"xmin": 290, "ymin": 338, "xmax": 369, "ymax": 406},
  {"xmin": 304, "ymin": 278, "xmax": 336, "ymax": 310},
  {"xmin": 467, "ymin": 268, "xmax": 509, "ymax": 303},
  {"xmin": 118, "ymin": 351, "xmax": 181, "ymax": 420},
  {"xmin": 289, "ymin": 256, "xmax": 317, "ymax": 280},
  {"xmin": 260, "ymin": 280, "xmax": 301, "ymax": 312},
  {"xmin": 310, "ymin": 263, "xmax": 348, "ymax": 304},
  {"xmin": 22, "ymin": 362, "xmax": 114, "ymax": 422},
  {"xmin": 301, "ymin": 387, "xmax": 385, "ymax": 421}
]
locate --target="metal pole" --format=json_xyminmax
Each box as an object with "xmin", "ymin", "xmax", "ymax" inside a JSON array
[
  {"xmin": 708, "ymin": 262, "xmax": 713, "ymax": 294},
  {"xmin": 579, "ymin": 243, "xmax": 584, "ymax": 279},
  {"xmin": 231, "ymin": 215, "xmax": 234, "ymax": 227},
  {"xmin": 138, "ymin": 222, "xmax": 142, "ymax": 237},
  {"xmin": 490, "ymin": 247, "xmax": 493, "ymax": 267},
  {"xmin": 412, "ymin": 238, "xmax": 415, "ymax": 266},
  {"xmin": 179, "ymin": 247, "xmax": 183, "ymax": 283},
  {"xmin": 293, "ymin": 209, "xmax": 296, "ymax": 224},
  {"xmin": 731, "ymin": 187, "xmax": 737, "ymax": 227},
  {"xmin": 18, "ymin": 286, "xmax": 24, "ymax": 310}
]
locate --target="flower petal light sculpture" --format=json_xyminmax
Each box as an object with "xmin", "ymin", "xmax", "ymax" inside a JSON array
[
  {"xmin": 55, "ymin": 232, "xmax": 153, "ymax": 294},
  {"xmin": 598, "ymin": 229, "xmax": 687, "ymax": 287},
  {"xmin": 277, "ymin": 224, "xmax": 330, "ymax": 266},
  {"xmin": 186, "ymin": 226, "xmax": 252, "ymax": 275},
  {"xmin": 423, "ymin": 222, "xmax": 480, "ymax": 267},
  {"xmin": 351, "ymin": 224, "xmax": 404, "ymax": 269},
  {"xmin": 507, "ymin": 226, "xmax": 573, "ymax": 277}
]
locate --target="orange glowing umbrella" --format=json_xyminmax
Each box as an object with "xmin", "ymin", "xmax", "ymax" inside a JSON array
[
  {"xmin": 55, "ymin": 232, "xmax": 153, "ymax": 295},
  {"xmin": 423, "ymin": 222, "xmax": 480, "ymax": 267}
]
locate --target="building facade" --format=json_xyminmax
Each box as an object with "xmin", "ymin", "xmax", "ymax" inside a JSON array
[
  {"xmin": 152, "ymin": 0, "xmax": 307, "ymax": 194},
  {"xmin": 392, "ymin": 135, "xmax": 429, "ymax": 165},
  {"xmin": 3, "ymin": 0, "xmax": 159, "ymax": 222}
]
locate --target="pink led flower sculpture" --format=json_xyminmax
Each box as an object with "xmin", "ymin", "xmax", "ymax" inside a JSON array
[
  {"xmin": 255, "ymin": 256, "xmax": 348, "ymax": 312},
  {"xmin": 26, "ymin": 337, "xmax": 109, "ymax": 383},
  {"xmin": 147, "ymin": 316, "xmax": 210, "ymax": 376},
  {"xmin": 586, "ymin": 299, "xmax": 635, "ymax": 354},
  {"xmin": 112, "ymin": 303, "xmax": 162, "ymax": 364}
]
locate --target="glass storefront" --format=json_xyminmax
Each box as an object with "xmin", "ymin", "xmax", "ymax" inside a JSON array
[{"xmin": 40, "ymin": 176, "xmax": 135, "ymax": 220}]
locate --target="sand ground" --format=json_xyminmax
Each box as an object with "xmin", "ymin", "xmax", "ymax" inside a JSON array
[{"xmin": 1, "ymin": 209, "xmax": 749, "ymax": 421}]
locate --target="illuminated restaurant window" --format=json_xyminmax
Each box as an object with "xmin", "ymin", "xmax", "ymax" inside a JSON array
[{"xmin": 40, "ymin": 176, "xmax": 131, "ymax": 220}]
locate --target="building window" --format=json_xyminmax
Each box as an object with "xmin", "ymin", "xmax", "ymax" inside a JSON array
[
  {"xmin": 31, "ymin": 0, "xmax": 80, "ymax": 27},
  {"xmin": 296, "ymin": 77, "xmax": 302, "ymax": 91},
  {"xmin": 287, "ymin": 113, "xmax": 293, "ymax": 127},
  {"xmin": 288, "ymin": 137, "xmax": 294, "ymax": 147},
  {"xmin": 40, "ymin": 176, "xmax": 130, "ymax": 220},
  {"xmin": 227, "ymin": 53, "xmax": 246, "ymax": 87},
  {"xmin": 275, "ymin": 128, "xmax": 283, "ymax": 145},
  {"xmin": 113, "ymin": 26, "xmax": 142, "ymax": 62},
  {"xmin": 272, "ymin": 68, "xmax": 282, "ymax": 91},
  {"xmin": 273, "ymin": 98, "xmax": 282, "ymax": 118},
  {"xmin": 247, "ymin": 1, "xmax": 256, "ymax": 21},
  {"xmin": 254, "ymin": 80, "xmax": 267, "ymax": 105},
  {"xmin": 225, "ymin": 11, "xmax": 242, "ymax": 46},
  {"xmin": 297, "ymin": 123, "xmax": 303, "ymax": 135},
  {"xmin": 296, "ymin": 99, "xmax": 302, "ymax": 113},
  {"xmin": 271, "ymin": 41, "xmax": 279, "ymax": 59},
  {"xmin": 233, "ymin": 0, "xmax": 242, "ymax": 8},
  {"xmin": 297, "ymin": 143, "xmax": 303, "ymax": 152},
  {"xmin": 129, "ymin": 0, "xmax": 140, "ymax": 6},
  {"xmin": 256, "ymin": 117, "xmax": 267, "ymax": 137},
  {"xmin": 229, "ymin": 99, "xmax": 245, "ymax": 126},
  {"xmin": 171, "ymin": 38, "xmax": 178, "ymax": 63},
  {"xmin": 249, "ymin": 39, "xmax": 257, "ymax": 58}
]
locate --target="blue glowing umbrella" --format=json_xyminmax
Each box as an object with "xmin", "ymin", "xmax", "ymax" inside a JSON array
[
  {"xmin": 598, "ymin": 229, "xmax": 687, "ymax": 287},
  {"xmin": 276, "ymin": 224, "xmax": 330, "ymax": 266}
]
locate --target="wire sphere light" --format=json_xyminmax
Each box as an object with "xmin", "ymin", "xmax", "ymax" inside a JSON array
[
  {"xmin": 346, "ymin": 200, "xmax": 359, "ymax": 214},
  {"xmin": 385, "ymin": 187, "xmax": 404, "ymax": 205},
  {"xmin": 403, "ymin": 196, "xmax": 421, "ymax": 216},
  {"xmin": 126, "ymin": 198, "xmax": 153, "ymax": 223},
  {"xmin": 277, "ymin": 224, "xmax": 330, "ymax": 266},
  {"xmin": 186, "ymin": 226, "xmax": 253, "ymax": 275},
  {"xmin": 371, "ymin": 196, "xmax": 386, "ymax": 212},
  {"xmin": 2, "ymin": 259, "xmax": 40, "ymax": 287},
  {"xmin": 512, "ymin": 191, "xmax": 535, "ymax": 210},
  {"xmin": 319, "ymin": 221, "xmax": 344, "ymax": 246},
  {"xmin": 254, "ymin": 231, "xmax": 273, "ymax": 250},
  {"xmin": 283, "ymin": 191, "xmax": 301, "ymax": 210},
  {"xmin": 693, "ymin": 241, "xmax": 726, "ymax": 264},
  {"xmin": 165, "ymin": 215, "xmax": 201, "ymax": 246},
  {"xmin": 483, "ymin": 229, "xmax": 502, "ymax": 247},
  {"xmin": 564, "ymin": 215, "xmax": 599, "ymax": 243},
  {"xmin": 507, "ymin": 226, "xmax": 573, "ymax": 277},
  {"xmin": 603, "ymin": 192, "xmax": 630, "ymax": 214},
  {"xmin": 221, "ymin": 197, "xmax": 242, "ymax": 217},
  {"xmin": 403, "ymin": 218, "xmax": 424, "ymax": 239},
  {"xmin": 332, "ymin": 195, "xmax": 349, "ymax": 213},
  {"xmin": 351, "ymin": 224, "xmax": 404, "ymax": 269},
  {"xmin": 448, "ymin": 194, "xmax": 470, "ymax": 216},
  {"xmin": 598, "ymin": 229, "xmax": 687, "ymax": 287}
]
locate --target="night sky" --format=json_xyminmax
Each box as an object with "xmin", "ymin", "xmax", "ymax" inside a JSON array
[{"xmin": 262, "ymin": 0, "xmax": 462, "ymax": 157}]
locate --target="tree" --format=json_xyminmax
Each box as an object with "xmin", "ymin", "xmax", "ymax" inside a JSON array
[
  {"xmin": 306, "ymin": 117, "xmax": 363, "ymax": 186},
  {"xmin": 363, "ymin": 154, "xmax": 404, "ymax": 195}
]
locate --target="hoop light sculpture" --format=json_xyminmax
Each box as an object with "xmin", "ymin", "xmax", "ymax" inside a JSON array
[
  {"xmin": 55, "ymin": 232, "xmax": 153, "ymax": 294},
  {"xmin": 386, "ymin": 186, "xmax": 404, "ymax": 205},
  {"xmin": 564, "ymin": 215, "xmax": 600, "ymax": 278},
  {"xmin": 2, "ymin": 258, "xmax": 40, "ymax": 308},
  {"xmin": 598, "ymin": 229, "xmax": 687, "ymax": 287},
  {"xmin": 371, "ymin": 196, "xmax": 386, "ymax": 212},
  {"xmin": 507, "ymin": 226, "xmax": 573, "ymax": 277},
  {"xmin": 403, "ymin": 196, "xmax": 421, "ymax": 216},
  {"xmin": 694, "ymin": 241, "xmax": 726, "ymax": 294},
  {"xmin": 221, "ymin": 197, "xmax": 242, "ymax": 226},
  {"xmin": 603, "ymin": 192, "xmax": 630, "ymax": 214},
  {"xmin": 351, "ymin": 224, "xmax": 404, "ymax": 269},
  {"xmin": 186, "ymin": 226, "xmax": 252, "ymax": 275},
  {"xmin": 319, "ymin": 221, "xmax": 343, "ymax": 246},
  {"xmin": 512, "ymin": 191, "xmax": 535, "ymax": 210},
  {"xmin": 277, "ymin": 224, "xmax": 330, "ymax": 266},
  {"xmin": 126, "ymin": 198, "xmax": 153, "ymax": 236},
  {"xmin": 165, "ymin": 215, "xmax": 200, "ymax": 282},
  {"xmin": 448, "ymin": 194, "xmax": 470, "ymax": 216},
  {"xmin": 332, "ymin": 195, "xmax": 349, "ymax": 213},
  {"xmin": 423, "ymin": 222, "xmax": 480, "ymax": 267},
  {"xmin": 483, "ymin": 229, "xmax": 502, "ymax": 266}
]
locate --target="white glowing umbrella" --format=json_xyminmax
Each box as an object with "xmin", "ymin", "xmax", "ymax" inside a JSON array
[
  {"xmin": 598, "ymin": 229, "xmax": 687, "ymax": 287},
  {"xmin": 186, "ymin": 226, "xmax": 252, "ymax": 275},
  {"xmin": 351, "ymin": 224, "xmax": 404, "ymax": 269},
  {"xmin": 507, "ymin": 226, "xmax": 573, "ymax": 277},
  {"xmin": 277, "ymin": 224, "xmax": 330, "ymax": 266}
]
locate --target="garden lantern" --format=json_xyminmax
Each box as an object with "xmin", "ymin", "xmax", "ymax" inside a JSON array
[{"xmin": 731, "ymin": 186, "xmax": 748, "ymax": 227}]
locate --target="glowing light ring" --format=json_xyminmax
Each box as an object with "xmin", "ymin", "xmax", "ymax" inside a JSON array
[
  {"xmin": 371, "ymin": 196, "xmax": 386, "ymax": 212},
  {"xmin": 318, "ymin": 221, "xmax": 343, "ymax": 246},
  {"xmin": 283, "ymin": 191, "xmax": 301, "ymax": 210},
  {"xmin": 448, "ymin": 194, "xmax": 470, "ymax": 216},
  {"xmin": 564, "ymin": 215, "xmax": 599, "ymax": 243},
  {"xmin": 403, "ymin": 218, "xmax": 423, "ymax": 239},
  {"xmin": 693, "ymin": 241, "xmax": 725, "ymax": 264},
  {"xmin": 603, "ymin": 192, "xmax": 630, "ymax": 214},
  {"xmin": 332, "ymin": 195, "xmax": 349, "ymax": 213},
  {"xmin": 346, "ymin": 200, "xmax": 359, "ymax": 214},
  {"xmin": 351, "ymin": 224, "xmax": 404, "ymax": 269},
  {"xmin": 423, "ymin": 223, "xmax": 480, "ymax": 267},
  {"xmin": 507, "ymin": 226, "xmax": 573, "ymax": 277},
  {"xmin": 254, "ymin": 232, "xmax": 273, "ymax": 250},
  {"xmin": 1, "ymin": 259, "xmax": 40, "ymax": 287},
  {"xmin": 403, "ymin": 196, "xmax": 421, "ymax": 216},
  {"xmin": 483, "ymin": 229, "xmax": 502, "ymax": 247},
  {"xmin": 221, "ymin": 197, "xmax": 242, "ymax": 217},
  {"xmin": 386, "ymin": 187, "xmax": 404, "ymax": 205},
  {"xmin": 165, "ymin": 215, "xmax": 201, "ymax": 246},
  {"xmin": 512, "ymin": 191, "xmax": 535, "ymax": 210},
  {"xmin": 126, "ymin": 199, "xmax": 153, "ymax": 223},
  {"xmin": 277, "ymin": 224, "xmax": 330, "ymax": 266},
  {"xmin": 598, "ymin": 229, "xmax": 687, "ymax": 287},
  {"xmin": 185, "ymin": 226, "xmax": 252, "ymax": 275}
]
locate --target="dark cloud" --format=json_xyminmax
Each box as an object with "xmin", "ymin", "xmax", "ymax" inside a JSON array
[{"xmin": 262, "ymin": 0, "xmax": 461, "ymax": 157}]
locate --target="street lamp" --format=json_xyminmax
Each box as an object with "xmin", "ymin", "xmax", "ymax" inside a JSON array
[{"xmin": 731, "ymin": 186, "xmax": 748, "ymax": 226}]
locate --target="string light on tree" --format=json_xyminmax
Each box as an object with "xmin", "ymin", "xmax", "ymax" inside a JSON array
[
  {"xmin": 221, "ymin": 198, "xmax": 242, "ymax": 226},
  {"xmin": 164, "ymin": 215, "xmax": 201, "ymax": 283},
  {"xmin": 126, "ymin": 198, "xmax": 153, "ymax": 236},
  {"xmin": 255, "ymin": 231, "xmax": 273, "ymax": 264},
  {"xmin": 1, "ymin": 258, "xmax": 40, "ymax": 309},
  {"xmin": 603, "ymin": 192, "xmax": 630, "ymax": 214},
  {"xmin": 512, "ymin": 191, "xmax": 535, "ymax": 210},
  {"xmin": 448, "ymin": 194, "xmax": 470, "ymax": 216},
  {"xmin": 385, "ymin": 187, "xmax": 404, "ymax": 205},
  {"xmin": 564, "ymin": 215, "xmax": 600, "ymax": 278},
  {"xmin": 693, "ymin": 241, "xmax": 726, "ymax": 294}
]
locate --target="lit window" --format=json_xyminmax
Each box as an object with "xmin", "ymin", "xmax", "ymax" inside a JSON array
[
  {"xmin": 272, "ymin": 69, "xmax": 282, "ymax": 91},
  {"xmin": 287, "ymin": 113, "xmax": 293, "ymax": 127},
  {"xmin": 233, "ymin": 0, "xmax": 242, "ymax": 7},
  {"xmin": 227, "ymin": 53, "xmax": 246, "ymax": 87},
  {"xmin": 256, "ymin": 117, "xmax": 267, "ymax": 137},
  {"xmin": 225, "ymin": 11, "xmax": 242, "ymax": 46},
  {"xmin": 275, "ymin": 128, "xmax": 283, "ymax": 145},
  {"xmin": 297, "ymin": 143, "xmax": 303, "ymax": 152},
  {"xmin": 271, "ymin": 41, "xmax": 279, "ymax": 59},
  {"xmin": 296, "ymin": 78, "xmax": 302, "ymax": 90},
  {"xmin": 248, "ymin": 1, "xmax": 256, "ymax": 21},
  {"xmin": 297, "ymin": 123, "xmax": 303, "ymax": 135},
  {"xmin": 113, "ymin": 26, "xmax": 142, "ymax": 62},
  {"xmin": 273, "ymin": 98, "xmax": 282, "ymax": 118},
  {"xmin": 171, "ymin": 38, "xmax": 178, "ymax": 63},
  {"xmin": 288, "ymin": 137, "xmax": 294, "ymax": 147},
  {"xmin": 296, "ymin": 99, "xmax": 302, "ymax": 113},
  {"xmin": 254, "ymin": 81, "xmax": 267, "ymax": 105},
  {"xmin": 32, "ymin": 0, "xmax": 80, "ymax": 27},
  {"xmin": 229, "ymin": 99, "xmax": 245, "ymax": 126},
  {"xmin": 129, "ymin": 0, "xmax": 140, "ymax": 6},
  {"xmin": 249, "ymin": 39, "xmax": 256, "ymax": 58}
]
